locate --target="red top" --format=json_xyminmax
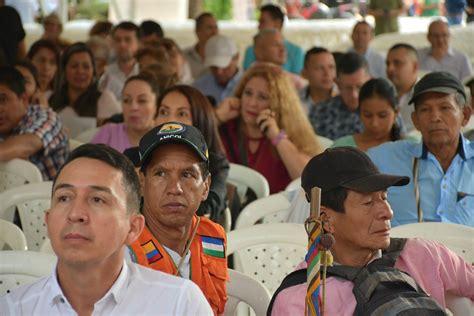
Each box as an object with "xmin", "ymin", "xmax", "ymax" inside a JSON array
[{"xmin": 220, "ymin": 119, "xmax": 291, "ymax": 193}]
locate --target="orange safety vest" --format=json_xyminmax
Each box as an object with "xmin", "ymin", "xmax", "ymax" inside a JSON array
[{"xmin": 129, "ymin": 215, "xmax": 228, "ymax": 315}]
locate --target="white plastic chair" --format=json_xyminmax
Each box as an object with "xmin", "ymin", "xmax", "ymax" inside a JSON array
[
  {"xmin": 227, "ymin": 223, "xmax": 307, "ymax": 294},
  {"xmin": 0, "ymin": 219, "xmax": 28, "ymax": 251},
  {"xmin": 234, "ymin": 192, "xmax": 291, "ymax": 230},
  {"xmin": 0, "ymin": 251, "xmax": 56, "ymax": 296},
  {"xmin": 228, "ymin": 163, "xmax": 270, "ymax": 201},
  {"xmin": 0, "ymin": 182, "xmax": 53, "ymax": 251},
  {"xmin": 445, "ymin": 292, "xmax": 474, "ymax": 316},
  {"xmin": 285, "ymin": 177, "xmax": 301, "ymax": 192},
  {"xmin": 224, "ymin": 269, "xmax": 272, "ymax": 316},
  {"xmin": 0, "ymin": 159, "xmax": 43, "ymax": 193},
  {"xmin": 0, "ymin": 159, "xmax": 44, "ymax": 223},
  {"xmin": 391, "ymin": 222, "xmax": 474, "ymax": 315},
  {"xmin": 317, "ymin": 135, "xmax": 334, "ymax": 150},
  {"xmin": 69, "ymin": 138, "xmax": 84, "ymax": 150},
  {"xmin": 75, "ymin": 126, "xmax": 99, "ymax": 143},
  {"xmin": 390, "ymin": 222, "xmax": 474, "ymax": 264},
  {"xmin": 39, "ymin": 238, "xmax": 55, "ymax": 255}
]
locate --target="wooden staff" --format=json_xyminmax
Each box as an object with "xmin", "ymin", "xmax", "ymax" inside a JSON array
[{"xmin": 305, "ymin": 187, "xmax": 322, "ymax": 316}]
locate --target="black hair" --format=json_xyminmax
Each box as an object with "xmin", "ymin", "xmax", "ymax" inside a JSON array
[
  {"xmin": 27, "ymin": 39, "xmax": 61, "ymax": 66},
  {"xmin": 124, "ymin": 72, "xmax": 161, "ymax": 103},
  {"xmin": 388, "ymin": 43, "xmax": 418, "ymax": 60},
  {"xmin": 112, "ymin": 21, "xmax": 140, "ymax": 38},
  {"xmin": 352, "ymin": 20, "xmax": 373, "ymax": 33},
  {"xmin": 52, "ymin": 144, "xmax": 141, "ymax": 214},
  {"xmin": 358, "ymin": 78, "xmax": 401, "ymax": 141},
  {"xmin": 321, "ymin": 187, "xmax": 348, "ymax": 214},
  {"xmin": 260, "ymin": 4, "xmax": 285, "ymax": 25},
  {"xmin": 195, "ymin": 12, "xmax": 215, "ymax": 30},
  {"xmin": 14, "ymin": 60, "xmax": 40, "ymax": 88},
  {"xmin": 140, "ymin": 20, "xmax": 164, "ymax": 38},
  {"xmin": 336, "ymin": 52, "xmax": 369, "ymax": 76},
  {"xmin": 304, "ymin": 46, "xmax": 330, "ymax": 67},
  {"xmin": 89, "ymin": 20, "xmax": 113, "ymax": 37},
  {"xmin": 50, "ymin": 42, "xmax": 101, "ymax": 117},
  {"xmin": 0, "ymin": 66, "xmax": 26, "ymax": 96}
]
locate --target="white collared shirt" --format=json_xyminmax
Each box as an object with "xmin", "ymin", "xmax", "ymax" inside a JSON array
[
  {"xmin": 163, "ymin": 245, "xmax": 191, "ymax": 280},
  {"xmin": 101, "ymin": 62, "xmax": 140, "ymax": 101},
  {"xmin": 0, "ymin": 260, "xmax": 213, "ymax": 315}
]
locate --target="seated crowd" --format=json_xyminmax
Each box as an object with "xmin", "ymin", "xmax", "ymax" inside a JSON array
[{"xmin": 0, "ymin": 3, "xmax": 473, "ymax": 315}]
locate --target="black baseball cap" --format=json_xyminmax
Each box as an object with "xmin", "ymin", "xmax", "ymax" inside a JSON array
[
  {"xmin": 301, "ymin": 147, "xmax": 409, "ymax": 201},
  {"xmin": 408, "ymin": 71, "xmax": 466, "ymax": 105},
  {"xmin": 139, "ymin": 122, "xmax": 209, "ymax": 171}
]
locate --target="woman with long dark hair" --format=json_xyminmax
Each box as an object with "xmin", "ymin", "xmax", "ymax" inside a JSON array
[
  {"xmin": 27, "ymin": 39, "xmax": 60, "ymax": 99},
  {"xmin": 332, "ymin": 78, "xmax": 403, "ymax": 151},
  {"xmin": 49, "ymin": 42, "xmax": 120, "ymax": 137}
]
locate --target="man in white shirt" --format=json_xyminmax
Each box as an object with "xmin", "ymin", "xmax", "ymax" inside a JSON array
[
  {"xmin": 183, "ymin": 12, "xmax": 219, "ymax": 80},
  {"xmin": 101, "ymin": 22, "xmax": 140, "ymax": 100},
  {"xmin": 349, "ymin": 21, "xmax": 386, "ymax": 79},
  {"xmin": 417, "ymin": 19, "xmax": 473, "ymax": 81},
  {"xmin": 386, "ymin": 43, "xmax": 419, "ymax": 132},
  {"xmin": 0, "ymin": 144, "xmax": 212, "ymax": 315}
]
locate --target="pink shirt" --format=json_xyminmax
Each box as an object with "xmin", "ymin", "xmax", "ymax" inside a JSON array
[
  {"xmin": 271, "ymin": 238, "xmax": 474, "ymax": 316},
  {"xmin": 91, "ymin": 123, "xmax": 132, "ymax": 153}
]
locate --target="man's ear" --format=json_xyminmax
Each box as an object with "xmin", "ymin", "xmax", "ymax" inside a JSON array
[
  {"xmin": 411, "ymin": 110, "xmax": 420, "ymax": 131},
  {"xmin": 201, "ymin": 174, "xmax": 211, "ymax": 201},
  {"xmin": 44, "ymin": 209, "xmax": 51, "ymax": 239},
  {"xmin": 126, "ymin": 214, "xmax": 145, "ymax": 245},
  {"xmin": 461, "ymin": 105, "xmax": 472, "ymax": 127},
  {"xmin": 320, "ymin": 206, "xmax": 335, "ymax": 234},
  {"xmin": 301, "ymin": 67, "xmax": 308, "ymax": 80},
  {"xmin": 138, "ymin": 171, "xmax": 145, "ymax": 195}
]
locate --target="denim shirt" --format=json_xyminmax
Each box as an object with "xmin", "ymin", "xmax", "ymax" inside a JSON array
[{"xmin": 368, "ymin": 136, "xmax": 474, "ymax": 227}]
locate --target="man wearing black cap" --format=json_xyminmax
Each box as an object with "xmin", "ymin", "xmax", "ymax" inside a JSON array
[
  {"xmin": 368, "ymin": 71, "xmax": 473, "ymax": 227},
  {"xmin": 128, "ymin": 122, "xmax": 227, "ymax": 315},
  {"xmin": 268, "ymin": 147, "xmax": 473, "ymax": 315}
]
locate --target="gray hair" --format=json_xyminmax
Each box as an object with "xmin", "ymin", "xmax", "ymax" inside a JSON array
[{"xmin": 454, "ymin": 91, "xmax": 468, "ymax": 109}]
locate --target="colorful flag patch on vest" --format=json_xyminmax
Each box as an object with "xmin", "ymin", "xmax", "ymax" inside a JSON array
[
  {"xmin": 201, "ymin": 236, "xmax": 225, "ymax": 258},
  {"xmin": 141, "ymin": 240, "xmax": 163, "ymax": 264}
]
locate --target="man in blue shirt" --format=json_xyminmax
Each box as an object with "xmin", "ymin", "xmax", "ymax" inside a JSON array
[
  {"xmin": 242, "ymin": 4, "xmax": 304, "ymax": 75},
  {"xmin": 309, "ymin": 52, "xmax": 370, "ymax": 140},
  {"xmin": 193, "ymin": 34, "xmax": 241, "ymax": 105},
  {"xmin": 368, "ymin": 71, "xmax": 473, "ymax": 227}
]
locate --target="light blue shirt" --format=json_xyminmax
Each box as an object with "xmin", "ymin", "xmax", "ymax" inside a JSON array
[
  {"xmin": 417, "ymin": 47, "xmax": 473, "ymax": 81},
  {"xmin": 349, "ymin": 47, "xmax": 386, "ymax": 79},
  {"xmin": 193, "ymin": 70, "xmax": 242, "ymax": 105},
  {"xmin": 368, "ymin": 136, "xmax": 474, "ymax": 227},
  {"xmin": 242, "ymin": 39, "xmax": 304, "ymax": 74}
]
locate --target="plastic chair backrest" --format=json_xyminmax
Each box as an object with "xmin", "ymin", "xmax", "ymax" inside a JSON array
[
  {"xmin": 69, "ymin": 138, "xmax": 84, "ymax": 150},
  {"xmin": 39, "ymin": 238, "xmax": 55, "ymax": 255},
  {"xmin": 317, "ymin": 135, "xmax": 334, "ymax": 150},
  {"xmin": 0, "ymin": 182, "xmax": 53, "ymax": 251},
  {"xmin": 0, "ymin": 251, "xmax": 56, "ymax": 296},
  {"xmin": 228, "ymin": 163, "xmax": 270, "ymax": 201},
  {"xmin": 285, "ymin": 177, "xmax": 301, "ymax": 192},
  {"xmin": 227, "ymin": 223, "xmax": 307, "ymax": 294},
  {"xmin": 75, "ymin": 127, "xmax": 99, "ymax": 143},
  {"xmin": 224, "ymin": 269, "xmax": 271, "ymax": 316},
  {"xmin": 0, "ymin": 159, "xmax": 43, "ymax": 193},
  {"xmin": 235, "ymin": 192, "xmax": 291, "ymax": 230},
  {"xmin": 0, "ymin": 219, "xmax": 28, "ymax": 251},
  {"xmin": 445, "ymin": 292, "xmax": 474, "ymax": 316},
  {"xmin": 390, "ymin": 222, "xmax": 474, "ymax": 265}
]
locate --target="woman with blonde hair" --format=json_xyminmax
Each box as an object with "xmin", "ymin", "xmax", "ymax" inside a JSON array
[{"xmin": 217, "ymin": 65, "xmax": 321, "ymax": 193}]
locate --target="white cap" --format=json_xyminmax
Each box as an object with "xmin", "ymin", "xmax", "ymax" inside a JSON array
[{"xmin": 204, "ymin": 34, "xmax": 238, "ymax": 68}]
